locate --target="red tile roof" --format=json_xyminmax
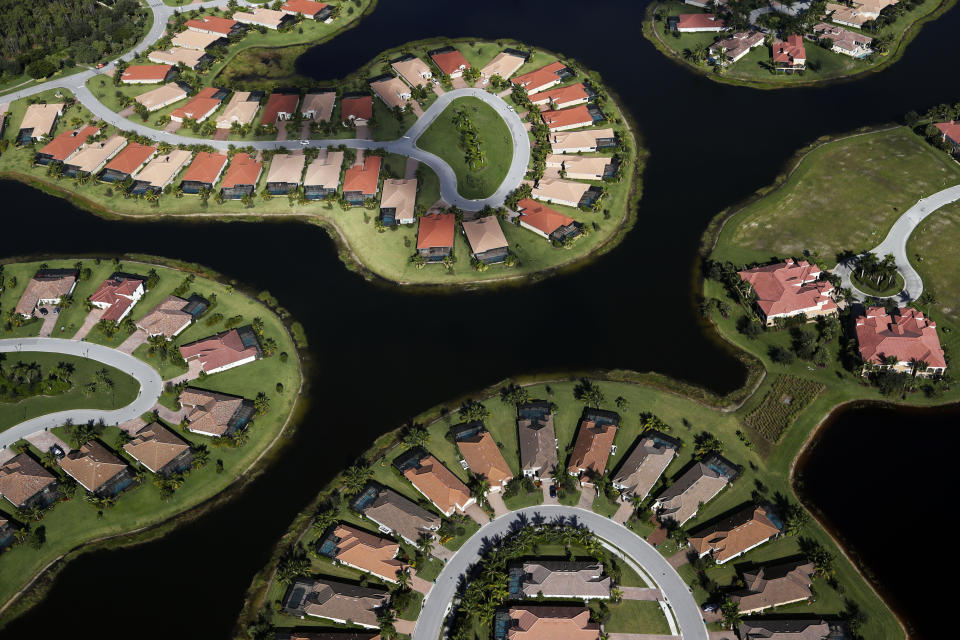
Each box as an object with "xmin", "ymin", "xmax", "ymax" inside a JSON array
[
  {"xmin": 532, "ymin": 83, "xmax": 589, "ymax": 108},
  {"xmin": 182, "ymin": 151, "xmax": 228, "ymax": 184},
  {"xmin": 737, "ymin": 259, "xmax": 836, "ymax": 319},
  {"xmin": 171, "ymin": 86, "xmax": 223, "ymax": 121},
  {"xmin": 343, "ymin": 154, "xmax": 380, "ymax": 195},
  {"xmin": 341, "ymin": 95, "xmax": 373, "ymax": 122},
  {"xmin": 38, "ymin": 126, "xmax": 100, "ymax": 161},
  {"xmin": 89, "ymin": 275, "xmax": 143, "ymax": 322},
  {"xmin": 568, "ymin": 420, "xmax": 617, "ymax": 476},
  {"xmin": 416, "ymin": 213, "xmax": 456, "ymax": 250},
  {"xmin": 855, "ymin": 306, "xmax": 946, "ymax": 369},
  {"xmin": 935, "ymin": 120, "xmax": 960, "ymax": 144},
  {"xmin": 185, "ymin": 15, "xmax": 239, "ymax": 36},
  {"xmin": 221, "ymin": 153, "xmax": 262, "ymax": 188},
  {"xmin": 121, "ymin": 64, "xmax": 173, "ymax": 83},
  {"xmin": 281, "ymin": 0, "xmax": 328, "ymax": 17},
  {"xmin": 262, "ymin": 93, "xmax": 299, "ymax": 123},
  {"xmin": 511, "ymin": 61, "xmax": 566, "ymax": 92},
  {"xmin": 431, "ymin": 50, "xmax": 471, "ymax": 76},
  {"xmin": 517, "ymin": 198, "xmax": 574, "ymax": 235},
  {"xmin": 179, "ymin": 328, "xmax": 259, "ymax": 373},
  {"xmin": 541, "ymin": 105, "xmax": 593, "ymax": 130},
  {"xmin": 773, "ymin": 34, "xmax": 806, "ymax": 64},
  {"xmin": 676, "ymin": 13, "xmax": 726, "ymax": 29},
  {"xmin": 104, "ymin": 142, "xmax": 156, "ymax": 175}
]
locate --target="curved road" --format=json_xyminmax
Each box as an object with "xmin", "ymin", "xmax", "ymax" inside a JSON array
[
  {"xmin": 833, "ymin": 184, "xmax": 960, "ymax": 302},
  {"xmin": 413, "ymin": 505, "xmax": 707, "ymax": 640},
  {"xmin": 0, "ymin": 337, "xmax": 163, "ymax": 450}
]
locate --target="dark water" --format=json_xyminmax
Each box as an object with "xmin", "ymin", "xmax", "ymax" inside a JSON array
[{"xmin": 1, "ymin": 0, "xmax": 958, "ymax": 636}]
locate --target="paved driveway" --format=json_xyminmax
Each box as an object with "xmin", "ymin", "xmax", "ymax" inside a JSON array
[
  {"xmin": 487, "ymin": 491, "xmax": 509, "ymax": 519},
  {"xmin": 37, "ymin": 307, "xmax": 58, "ymax": 337},
  {"xmin": 117, "ymin": 328, "xmax": 148, "ymax": 354},
  {"xmin": 72, "ymin": 307, "xmax": 106, "ymax": 341}
]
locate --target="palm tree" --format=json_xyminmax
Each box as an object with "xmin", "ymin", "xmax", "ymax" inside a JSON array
[
  {"xmin": 910, "ymin": 358, "xmax": 929, "ymax": 378},
  {"xmin": 395, "ymin": 567, "xmax": 411, "ymax": 590},
  {"xmin": 469, "ymin": 474, "xmax": 491, "ymax": 507},
  {"xmin": 342, "ymin": 462, "xmax": 372, "ymax": 497},
  {"xmin": 417, "ymin": 532, "xmax": 435, "ymax": 558},
  {"xmin": 378, "ymin": 609, "xmax": 397, "ymax": 640}
]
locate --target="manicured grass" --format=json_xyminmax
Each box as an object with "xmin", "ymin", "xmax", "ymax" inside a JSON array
[
  {"xmin": 597, "ymin": 599, "xmax": 671, "ymax": 635},
  {"xmin": 906, "ymin": 200, "xmax": 960, "ymax": 326},
  {"xmin": 417, "ymin": 97, "xmax": 512, "ymax": 200},
  {"xmin": 712, "ymin": 127, "xmax": 960, "ymax": 266},
  {"xmin": 0, "ymin": 352, "xmax": 138, "ymax": 433},
  {"xmin": 371, "ymin": 100, "xmax": 418, "ymax": 142},
  {"xmin": 851, "ymin": 270, "xmax": 905, "ymax": 297},
  {"xmin": 592, "ymin": 492, "xmax": 621, "ymax": 519},
  {"xmin": 502, "ymin": 486, "xmax": 544, "ymax": 510}
]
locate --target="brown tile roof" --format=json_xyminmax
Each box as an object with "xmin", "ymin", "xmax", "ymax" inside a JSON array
[
  {"xmin": 221, "ymin": 153, "xmax": 262, "ymax": 188},
  {"xmin": 567, "ymin": 419, "xmax": 617, "ymax": 476},
  {"xmin": 185, "ymin": 15, "xmax": 239, "ymax": 36},
  {"xmin": 531, "ymin": 83, "xmax": 589, "ymax": 109},
  {"xmin": 772, "ymin": 34, "xmax": 806, "ymax": 65},
  {"xmin": 281, "ymin": 0, "xmax": 329, "ymax": 17},
  {"xmin": 58, "ymin": 441, "xmax": 128, "ymax": 493},
  {"xmin": 462, "ymin": 216, "xmax": 508, "ymax": 254},
  {"xmin": 121, "ymin": 64, "xmax": 173, "ymax": 83},
  {"xmin": 654, "ymin": 456, "xmax": 738, "ymax": 525},
  {"xmin": 517, "ymin": 561, "xmax": 611, "ymax": 599},
  {"xmin": 123, "ymin": 422, "xmax": 191, "ymax": 473},
  {"xmin": 611, "ymin": 431, "xmax": 680, "ymax": 499},
  {"xmin": 676, "ymin": 13, "xmax": 727, "ymax": 29},
  {"xmin": 171, "ymin": 86, "xmax": 223, "ymax": 122},
  {"xmin": 262, "ymin": 92, "xmax": 299, "ymax": 123},
  {"xmin": 179, "ymin": 387, "xmax": 246, "ymax": 437},
  {"xmin": 689, "ymin": 505, "xmax": 781, "ymax": 564},
  {"xmin": 370, "ymin": 76, "xmax": 410, "ymax": 110},
  {"xmin": 302, "ymin": 91, "xmax": 336, "ymax": 122},
  {"xmin": 480, "ymin": 52, "xmax": 526, "ymax": 79},
  {"xmin": 507, "ymin": 606, "xmax": 600, "ymax": 640},
  {"xmin": 341, "ymin": 95, "xmax": 373, "ymax": 122},
  {"xmin": 359, "ymin": 484, "xmax": 441, "ymax": 545},
  {"xmin": 329, "ymin": 523, "xmax": 407, "ymax": 581},
  {"xmin": 137, "ymin": 295, "xmax": 192, "ymax": 337},
  {"xmin": 179, "ymin": 327, "xmax": 259, "ymax": 374},
  {"xmin": 518, "ymin": 405, "xmax": 558, "ymax": 475},
  {"xmin": 416, "ymin": 213, "xmax": 456, "ymax": 250},
  {"xmin": 392, "ymin": 56, "xmax": 432, "ymax": 87},
  {"xmin": 15, "ymin": 271, "xmax": 77, "ymax": 315},
  {"xmin": 0, "ymin": 453, "xmax": 56, "ymax": 508},
  {"xmin": 404, "ymin": 453, "xmax": 471, "ymax": 515},
  {"xmin": 181, "ymin": 151, "xmax": 228, "ymax": 185},
  {"xmin": 343, "ymin": 154, "xmax": 380, "ymax": 195},
  {"xmin": 288, "ymin": 577, "xmax": 389, "ymax": 627},
  {"xmin": 104, "ymin": 142, "xmax": 156, "ymax": 175},
  {"xmin": 730, "ymin": 560, "xmax": 815, "ymax": 614},
  {"xmin": 855, "ymin": 306, "xmax": 946, "ymax": 369},
  {"xmin": 737, "ymin": 619, "xmax": 834, "ymax": 639},
  {"xmin": 456, "ymin": 429, "xmax": 512, "ymax": 487},
  {"xmin": 37, "ymin": 125, "xmax": 100, "ymax": 162},
  {"xmin": 431, "ymin": 49, "xmax": 470, "ymax": 76}
]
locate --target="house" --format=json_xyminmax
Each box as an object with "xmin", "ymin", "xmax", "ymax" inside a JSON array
[
  {"xmin": 316, "ymin": 523, "xmax": 407, "ymax": 582},
  {"xmin": 452, "ymin": 422, "xmax": 512, "ymax": 490},
  {"xmin": 179, "ymin": 326, "xmax": 261, "ymax": 374},
  {"xmin": 170, "ymin": 86, "xmax": 226, "ymax": 123},
  {"xmin": 500, "ymin": 606, "xmax": 600, "ymax": 640},
  {"xmin": 709, "ymin": 31, "xmax": 765, "ymax": 65},
  {"xmin": 304, "ymin": 149, "xmax": 344, "ymax": 199},
  {"xmin": 730, "ymin": 560, "xmax": 816, "ymax": 614},
  {"xmin": 179, "ymin": 387, "xmax": 256, "ymax": 437},
  {"xmin": 180, "ymin": 151, "xmax": 229, "ymax": 193},
  {"xmin": 531, "ymin": 177, "xmax": 598, "ymax": 208},
  {"xmin": 479, "ymin": 50, "xmax": 527, "ymax": 84},
  {"xmin": 394, "ymin": 447, "xmax": 474, "ymax": 516},
  {"xmin": 541, "ymin": 105, "xmax": 594, "ymax": 132},
  {"xmin": 517, "ymin": 401, "xmax": 557, "ymax": 478},
  {"xmin": 34, "ymin": 125, "xmax": 100, "ymax": 165},
  {"xmin": 14, "ymin": 268, "xmax": 77, "ymax": 317},
  {"xmin": 934, "ymin": 120, "xmax": 960, "ymax": 153},
  {"xmin": 171, "ymin": 29, "xmax": 224, "ymax": 51},
  {"xmin": 341, "ymin": 94, "xmax": 373, "ymax": 125},
  {"xmin": 278, "ymin": 633, "xmax": 380, "ymax": 640},
  {"xmin": 391, "ymin": 55, "xmax": 433, "ymax": 87},
  {"xmin": 462, "ymin": 216, "xmax": 509, "ymax": 264},
  {"xmin": 17, "ymin": 102, "xmax": 64, "ymax": 142},
  {"xmin": 58, "ymin": 441, "xmax": 134, "ymax": 497},
  {"xmin": 62, "ymin": 135, "xmax": 127, "ymax": 177},
  {"xmin": 137, "ymin": 294, "xmax": 207, "ymax": 338},
  {"xmin": 611, "ymin": 430, "xmax": 681, "ymax": 500},
  {"xmin": 417, "ymin": 212, "xmax": 456, "ymax": 262},
  {"xmin": 135, "ymin": 82, "xmax": 189, "ymax": 112},
  {"xmin": 737, "ymin": 259, "xmax": 837, "ymax": 326},
  {"xmin": 148, "ymin": 47, "xmax": 208, "ymax": 70},
  {"xmin": 685, "ymin": 0, "xmax": 728, "ymax": 6},
  {"xmin": 652, "ymin": 453, "xmax": 740, "ymax": 525},
  {"xmin": 232, "ymin": 7, "xmax": 288, "ymax": 29},
  {"xmin": 738, "ymin": 619, "xmax": 848, "ymax": 640},
  {"xmin": 301, "ymin": 90, "xmax": 336, "ymax": 122},
  {"xmin": 550, "ymin": 128, "xmax": 616, "ymax": 153},
  {"xmin": 689, "ymin": 504, "xmax": 781, "ymax": 564},
  {"xmin": 508, "ymin": 561, "xmax": 611, "ymax": 599},
  {"xmin": 265, "ymin": 153, "xmax": 306, "ymax": 194},
  {"xmin": 516, "ymin": 198, "xmax": 583, "ymax": 243},
  {"xmin": 120, "ymin": 64, "xmax": 175, "ymax": 84},
  {"xmin": 772, "ymin": 34, "xmax": 807, "ymax": 71},
  {"xmin": 216, "ymin": 91, "xmax": 261, "ymax": 129},
  {"xmin": 511, "ymin": 61, "xmax": 571, "ymax": 95},
  {"xmin": 282, "ymin": 577, "xmax": 389, "ymax": 628},
  {"xmin": 281, "ymin": 0, "xmax": 332, "ymax": 20},
  {"xmin": 262, "ymin": 92, "xmax": 300, "ymax": 124},
  {"xmin": 675, "ymin": 13, "xmax": 727, "ymax": 31},
  {"xmin": 350, "ymin": 482, "xmax": 440, "ymax": 545},
  {"xmin": 185, "ymin": 15, "xmax": 241, "ymax": 37},
  {"xmin": 220, "ymin": 153, "xmax": 263, "ymax": 199},
  {"xmin": 567, "ymin": 409, "xmax": 619, "ymax": 478},
  {"xmin": 128, "ymin": 149, "xmax": 192, "ymax": 194},
  {"xmin": 530, "ymin": 83, "xmax": 591, "ymax": 110},
  {"xmin": 544, "ymin": 154, "xmax": 614, "ymax": 181},
  {"xmin": 812, "ymin": 22, "xmax": 873, "ymax": 58},
  {"xmin": 370, "ymin": 75, "xmax": 411, "ymax": 110},
  {"xmin": 855, "ymin": 306, "xmax": 946, "ymax": 376},
  {"xmin": 89, "ymin": 273, "xmax": 146, "ymax": 322},
  {"xmin": 342, "ymin": 153, "xmax": 381, "ymax": 204},
  {"xmin": 99, "ymin": 142, "xmax": 156, "ymax": 183},
  {"xmin": 379, "ymin": 178, "xmax": 417, "ymax": 226},
  {"xmin": 123, "ymin": 422, "xmax": 193, "ymax": 476},
  {"xmin": 430, "ymin": 47, "xmax": 471, "ymax": 78},
  {"xmin": 826, "ymin": 0, "xmax": 897, "ymax": 27},
  {"xmin": 0, "ymin": 516, "xmax": 13, "ymax": 552},
  {"xmin": 0, "ymin": 453, "xmax": 58, "ymax": 510}
]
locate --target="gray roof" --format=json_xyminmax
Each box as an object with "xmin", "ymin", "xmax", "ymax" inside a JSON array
[
  {"xmin": 283, "ymin": 577, "xmax": 389, "ymax": 628},
  {"xmin": 654, "ymin": 453, "xmax": 739, "ymax": 525},
  {"xmin": 361, "ymin": 485, "xmax": 441, "ymax": 544},
  {"xmin": 611, "ymin": 430, "xmax": 680, "ymax": 499},
  {"xmin": 515, "ymin": 560, "xmax": 611, "ymax": 598},
  {"xmin": 518, "ymin": 410, "xmax": 558, "ymax": 474},
  {"xmin": 737, "ymin": 619, "xmax": 844, "ymax": 640}
]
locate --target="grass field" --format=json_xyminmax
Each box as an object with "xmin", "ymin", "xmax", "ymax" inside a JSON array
[
  {"xmin": 851, "ymin": 270, "xmax": 905, "ymax": 297},
  {"xmin": 417, "ymin": 97, "xmax": 513, "ymax": 199},
  {"xmin": 906, "ymin": 200, "xmax": 960, "ymax": 324}
]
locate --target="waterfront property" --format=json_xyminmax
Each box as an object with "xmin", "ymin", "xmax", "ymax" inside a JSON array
[
  {"xmin": 544, "ymin": 154, "xmax": 613, "ymax": 181},
  {"xmin": 772, "ymin": 35, "xmax": 807, "ymax": 72},
  {"xmin": 170, "ymin": 87, "xmax": 226, "ymax": 123},
  {"xmin": 709, "ymin": 31, "xmax": 765, "ymax": 65},
  {"xmin": 281, "ymin": 0, "xmax": 333, "ymax": 20},
  {"xmin": 738, "ymin": 259, "xmax": 837, "ymax": 327},
  {"xmin": 350, "ymin": 482, "xmax": 441, "ymax": 545},
  {"xmin": 135, "ymin": 82, "xmax": 188, "ymax": 112},
  {"xmin": 232, "ymin": 7, "xmax": 289, "ymax": 30},
  {"xmin": 316, "ymin": 523, "xmax": 407, "ymax": 582},
  {"xmin": 737, "ymin": 619, "xmax": 846, "ymax": 639},
  {"xmin": 934, "ymin": 120, "xmax": 960, "ymax": 153},
  {"xmin": 148, "ymin": 47, "xmax": 208, "ymax": 70},
  {"xmin": 281, "ymin": 577, "xmax": 389, "ymax": 627},
  {"xmin": 220, "ymin": 153, "xmax": 263, "ymax": 199},
  {"xmin": 611, "ymin": 430, "xmax": 680, "ymax": 500},
  {"xmin": 652, "ymin": 453, "xmax": 740, "ymax": 525},
  {"xmin": 128, "ymin": 149, "xmax": 192, "ymax": 194},
  {"xmin": 178, "ymin": 387, "xmax": 256, "ymax": 438},
  {"xmin": 136, "ymin": 294, "xmax": 207, "ymax": 338},
  {"xmin": 531, "ymin": 83, "xmax": 591, "ymax": 110},
  {"xmin": 370, "ymin": 75, "xmax": 412, "ymax": 110},
  {"xmin": 451, "ymin": 421, "xmax": 512, "ymax": 491},
  {"xmin": 391, "ymin": 54, "xmax": 433, "ymax": 87},
  {"xmin": 508, "ymin": 560, "xmax": 611, "ymax": 600},
  {"xmin": 567, "ymin": 409, "xmax": 619, "ymax": 478},
  {"xmin": 379, "ymin": 178, "xmax": 417, "ymax": 226},
  {"xmin": 58, "ymin": 441, "xmax": 134, "ymax": 498},
  {"xmin": 430, "ymin": 47, "xmax": 471, "ymax": 78},
  {"xmin": 62, "ymin": 135, "xmax": 126, "ymax": 178},
  {"xmin": 179, "ymin": 326, "xmax": 261, "ymax": 374},
  {"xmin": 516, "ymin": 199, "xmax": 583, "ymax": 244},
  {"xmin": 88, "ymin": 273, "xmax": 146, "ymax": 322},
  {"xmin": 179, "ymin": 151, "xmax": 228, "ymax": 193},
  {"xmin": 511, "ymin": 61, "xmax": 571, "ymax": 95},
  {"xmin": 549, "ymin": 128, "xmax": 617, "ymax": 154},
  {"xmin": 341, "ymin": 94, "xmax": 373, "ymax": 125},
  {"xmin": 498, "ymin": 605, "xmax": 600, "ymax": 640},
  {"xmin": 479, "ymin": 50, "xmax": 527, "ymax": 85},
  {"xmin": 342, "ymin": 153, "xmax": 380, "ymax": 204},
  {"xmin": 688, "ymin": 504, "xmax": 781, "ymax": 564},
  {"xmin": 120, "ymin": 64, "xmax": 175, "ymax": 85},
  {"xmin": 265, "ymin": 153, "xmax": 306, "ymax": 195},
  {"xmin": 14, "ymin": 268, "xmax": 77, "ymax": 317},
  {"xmin": 301, "ymin": 90, "xmax": 336, "ymax": 122},
  {"xmin": 541, "ymin": 105, "xmax": 594, "ymax": 133},
  {"xmin": 34, "ymin": 125, "xmax": 100, "ymax": 166},
  {"xmin": 394, "ymin": 446, "xmax": 475, "ymax": 516},
  {"xmin": 17, "ymin": 103, "xmax": 64, "ymax": 142},
  {"xmin": 123, "ymin": 422, "xmax": 193, "ymax": 476},
  {"xmin": 826, "ymin": 0, "xmax": 898, "ymax": 27},
  {"xmin": 517, "ymin": 401, "xmax": 558, "ymax": 478},
  {"xmin": 304, "ymin": 149, "xmax": 343, "ymax": 199},
  {"xmin": 462, "ymin": 216, "xmax": 509, "ymax": 264},
  {"xmin": 417, "ymin": 213, "xmax": 456, "ymax": 262},
  {"xmin": 730, "ymin": 559, "xmax": 816, "ymax": 614},
  {"xmin": 812, "ymin": 22, "xmax": 873, "ymax": 58},
  {"xmin": 99, "ymin": 142, "xmax": 156, "ymax": 183},
  {"xmin": 216, "ymin": 91, "xmax": 261, "ymax": 129},
  {"xmin": 170, "ymin": 29, "xmax": 224, "ymax": 52},
  {"xmin": 854, "ymin": 306, "xmax": 946, "ymax": 376},
  {"xmin": 0, "ymin": 453, "xmax": 58, "ymax": 511},
  {"xmin": 530, "ymin": 177, "xmax": 596, "ymax": 208},
  {"xmin": 675, "ymin": 13, "xmax": 726, "ymax": 32}
]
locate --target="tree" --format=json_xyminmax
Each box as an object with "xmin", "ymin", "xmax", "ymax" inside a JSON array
[
  {"xmin": 254, "ymin": 392, "xmax": 271, "ymax": 416},
  {"xmin": 342, "ymin": 462, "xmax": 372, "ymax": 496},
  {"xmin": 416, "ymin": 532, "xmax": 435, "ymax": 558},
  {"xmin": 499, "ymin": 384, "xmax": 530, "ymax": 406},
  {"xmin": 312, "ymin": 507, "xmax": 338, "ymax": 534},
  {"xmin": 469, "ymin": 473, "xmax": 491, "ymax": 507},
  {"xmin": 573, "ymin": 379, "xmax": 605, "ymax": 408},
  {"xmin": 276, "ymin": 545, "xmax": 311, "ymax": 583},
  {"xmin": 458, "ymin": 399, "xmax": 490, "ymax": 422},
  {"xmin": 720, "ymin": 600, "xmax": 742, "ymax": 629},
  {"xmin": 402, "ymin": 425, "xmax": 429, "ymax": 449}
]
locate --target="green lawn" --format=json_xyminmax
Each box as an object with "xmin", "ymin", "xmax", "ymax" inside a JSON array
[
  {"xmin": 502, "ymin": 486, "xmax": 544, "ymax": 510},
  {"xmin": 851, "ymin": 270, "xmax": 904, "ymax": 297},
  {"xmin": 417, "ymin": 97, "xmax": 512, "ymax": 200},
  {"xmin": 597, "ymin": 599, "xmax": 671, "ymax": 634},
  {"xmin": 906, "ymin": 200, "xmax": 960, "ymax": 326}
]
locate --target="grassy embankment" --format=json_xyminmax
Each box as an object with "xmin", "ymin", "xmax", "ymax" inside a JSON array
[{"xmin": 0, "ymin": 256, "xmax": 303, "ymax": 629}]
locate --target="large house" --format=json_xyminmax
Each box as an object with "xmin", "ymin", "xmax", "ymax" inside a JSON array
[
  {"xmin": 611, "ymin": 430, "xmax": 681, "ymax": 500},
  {"xmin": 0, "ymin": 453, "xmax": 58, "ymax": 510},
  {"xmin": 812, "ymin": 22, "xmax": 873, "ymax": 58},
  {"xmin": 826, "ymin": 0, "xmax": 897, "ymax": 27},
  {"xmin": 180, "ymin": 151, "xmax": 229, "ymax": 193},
  {"xmin": 934, "ymin": 120, "xmax": 960, "ymax": 153},
  {"xmin": 316, "ymin": 523, "xmax": 407, "ymax": 582},
  {"xmin": 567, "ymin": 409, "xmax": 619, "ymax": 478},
  {"xmin": 216, "ymin": 91, "xmax": 261, "ymax": 129},
  {"xmin": 128, "ymin": 149, "xmax": 192, "ymax": 195},
  {"xmin": 430, "ymin": 47, "xmax": 471, "ymax": 78},
  {"xmin": 123, "ymin": 422, "xmax": 193, "ymax": 476},
  {"xmin": 137, "ymin": 294, "xmax": 207, "ymax": 338},
  {"xmin": 220, "ymin": 153, "xmax": 263, "ymax": 199},
  {"xmin": 342, "ymin": 153, "xmax": 380, "ymax": 205},
  {"xmin": 737, "ymin": 619, "xmax": 847, "ymax": 640},
  {"xmin": 18, "ymin": 103, "xmax": 64, "ymax": 142},
  {"xmin": 531, "ymin": 177, "xmax": 597, "ymax": 208},
  {"xmin": 516, "ymin": 198, "xmax": 582, "ymax": 244},
  {"xmin": 179, "ymin": 326, "xmax": 261, "ymax": 374},
  {"xmin": 511, "ymin": 61, "xmax": 570, "ymax": 95},
  {"xmin": 710, "ymin": 31, "xmax": 765, "ymax": 65},
  {"xmin": 341, "ymin": 94, "xmax": 373, "ymax": 125},
  {"xmin": 89, "ymin": 273, "xmax": 146, "ymax": 322},
  {"xmin": 135, "ymin": 82, "xmax": 188, "ymax": 112},
  {"xmin": 185, "ymin": 15, "xmax": 241, "ymax": 37},
  {"xmin": 262, "ymin": 92, "xmax": 300, "ymax": 124},
  {"xmin": 653, "ymin": 453, "xmax": 740, "ymax": 525},
  {"xmin": 541, "ymin": 105, "xmax": 594, "ymax": 132},
  {"xmin": 508, "ymin": 561, "xmax": 611, "ymax": 599},
  {"xmin": 544, "ymin": 154, "xmax": 614, "ymax": 181},
  {"xmin": 730, "ymin": 560, "xmax": 816, "ymax": 614},
  {"xmin": 550, "ymin": 128, "xmax": 616, "ymax": 154},
  {"xmin": 517, "ymin": 401, "xmax": 558, "ymax": 478},
  {"xmin": 120, "ymin": 64, "xmax": 175, "ymax": 84},
  {"xmin": 738, "ymin": 259, "xmax": 837, "ymax": 326},
  {"xmin": 350, "ymin": 482, "xmax": 440, "ymax": 545},
  {"xmin": 772, "ymin": 35, "xmax": 807, "ymax": 71},
  {"xmin": 689, "ymin": 504, "xmax": 781, "ymax": 564},
  {"xmin": 675, "ymin": 13, "xmax": 727, "ymax": 32},
  {"xmin": 855, "ymin": 306, "xmax": 946, "ymax": 376},
  {"xmin": 391, "ymin": 55, "xmax": 433, "ymax": 87},
  {"xmin": 370, "ymin": 75, "xmax": 411, "ymax": 110},
  {"xmin": 233, "ymin": 7, "xmax": 288, "ymax": 29},
  {"xmin": 301, "ymin": 90, "xmax": 336, "ymax": 122},
  {"xmin": 394, "ymin": 447, "xmax": 474, "ymax": 516},
  {"xmin": 417, "ymin": 212, "xmax": 456, "ymax": 262},
  {"xmin": 282, "ymin": 577, "xmax": 389, "ymax": 628},
  {"xmin": 499, "ymin": 606, "xmax": 600, "ymax": 640},
  {"xmin": 379, "ymin": 178, "xmax": 417, "ymax": 226},
  {"xmin": 462, "ymin": 216, "xmax": 509, "ymax": 264},
  {"xmin": 179, "ymin": 387, "xmax": 256, "ymax": 437},
  {"xmin": 480, "ymin": 50, "xmax": 527, "ymax": 84},
  {"xmin": 530, "ymin": 83, "xmax": 591, "ymax": 110},
  {"xmin": 15, "ymin": 268, "xmax": 77, "ymax": 317},
  {"xmin": 452, "ymin": 422, "xmax": 513, "ymax": 491},
  {"xmin": 265, "ymin": 153, "xmax": 306, "ymax": 194},
  {"xmin": 99, "ymin": 142, "xmax": 156, "ymax": 183},
  {"xmin": 58, "ymin": 441, "xmax": 134, "ymax": 497},
  {"xmin": 281, "ymin": 0, "xmax": 333, "ymax": 20},
  {"xmin": 62, "ymin": 135, "xmax": 127, "ymax": 178},
  {"xmin": 170, "ymin": 86, "xmax": 226, "ymax": 123},
  {"xmin": 34, "ymin": 125, "xmax": 100, "ymax": 165},
  {"xmin": 304, "ymin": 149, "xmax": 344, "ymax": 199}
]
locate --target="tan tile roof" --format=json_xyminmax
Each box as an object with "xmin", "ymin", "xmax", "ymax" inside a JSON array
[
  {"xmin": 456, "ymin": 429, "xmax": 512, "ymax": 487},
  {"xmin": 518, "ymin": 561, "xmax": 611, "ymax": 598},
  {"xmin": 518, "ymin": 406, "xmax": 557, "ymax": 474},
  {"xmin": 64, "ymin": 135, "xmax": 127, "ymax": 173},
  {"xmin": 544, "ymin": 155, "xmax": 610, "ymax": 181},
  {"xmin": 655, "ymin": 455, "xmax": 737, "ymax": 525},
  {"xmin": 292, "ymin": 578, "xmax": 389, "ymax": 627},
  {"xmin": 0, "ymin": 453, "xmax": 56, "ymax": 508},
  {"xmin": 15, "ymin": 271, "xmax": 76, "ymax": 315},
  {"xmin": 612, "ymin": 432, "xmax": 679, "ymax": 499},
  {"xmin": 404, "ymin": 453, "xmax": 471, "ymax": 514},
  {"xmin": 507, "ymin": 606, "xmax": 600, "ymax": 640},
  {"xmin": 391, "ymin": 56, "xmax": 432, "ymax": 87},
  {"xmin": 123, "ymin": 422, "xmax": 191, "ymax": 473},
  {"xmin": 567, "ymin": 419, "xmax": 617, "ymax": 476},
  {"xmin": 137, "ymin": 295, "xmax": 192, "ymax": 337},
  {"xmin": 37, "ymin": 125, "xmax": 100, "ymax": 162},
  {"xmin": 179, "ymin": 387, "xmax": 245, "ymax": 436},
  {"xmin": 216, "ymin": 91, "xmax": 260, "ymax": 128},
  {"xmin": 531, "ymin": 177, "xmax": 591, "ymax": 205},
  {"xmin": 303, "ymin": 149, "xmax": 343, "ymax": 189},
  {"xmin": 689, "ymin": 505, "xmax": 781, "ymax": 564},
  {"xmin": 480, "ymin": 52, "xmax": 526, "ymax": 79},
  {"xmin": 135, "ymin": 82, "xmax": 188, "ymax": 111},
  {"xmin": 20, "ymin": 103, "xmax": 64, "ymax": 138},
  {"xmin": 171, "ymin": 29, "xmax": 223, "ymax": 51},
  {"xmin": 370, "ymin": 76, "xmax": 410, "ymax": 110},
  {"xmin": 148, "ymin": 48, "xmax": 206, "ymax": 69},
  {"xmin": 134, "ymin": 149, "xmax": 192, "ymax": 188},
  {"xmin": 302, "ymin": 91, "xmax": 336, "ymax": 122},
  {"xmin": 233, "ymin": 7, "xmax": 286, "ymax": 28},
  {"xmin": 462, "ymin": 216, "xmax": 508, "ymax": 254},
  {"xmin": 380, "ymin": 178, "xmax": 417, "ymax": 222},
  {"xmin": 329, "ymin": 524, "xmax": 407, "ymax": 581},
  {"xmin": 549, "ymin": 128, "xmax": 615, "ymax": 153},
  {"xmin": 730, "ymin": 560, "xmax": 815, "ymax": 614},
  {"xmin": 58, "ymin": 441, "xmax": 128, "ymax": 493},
  {"xmin": 266, "ymin": 153, "xmax": 306, "ymax": 184}
]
